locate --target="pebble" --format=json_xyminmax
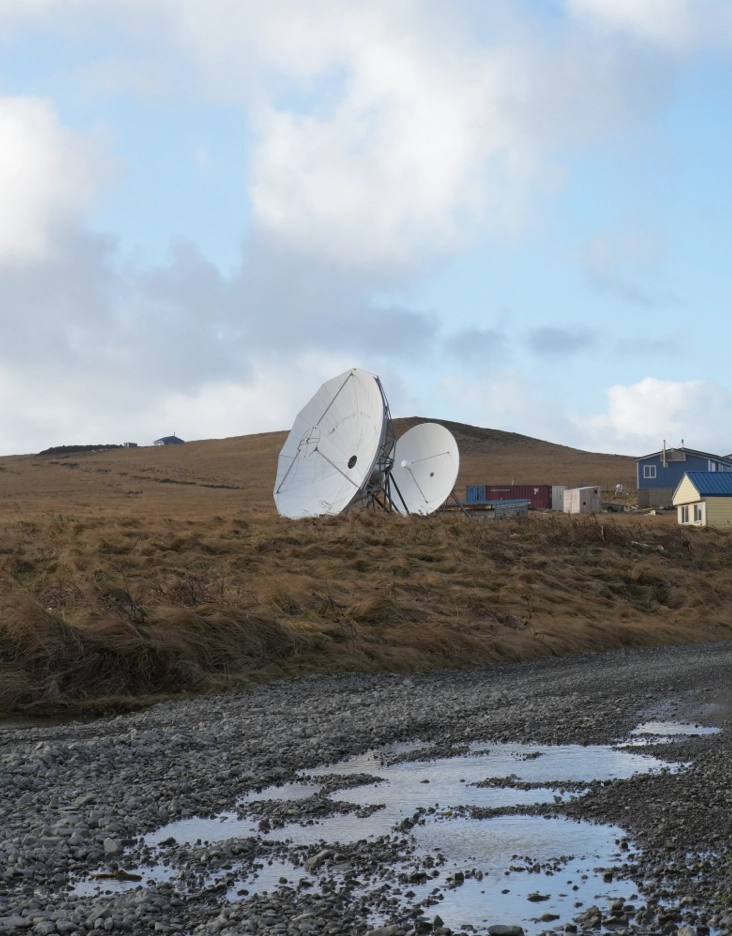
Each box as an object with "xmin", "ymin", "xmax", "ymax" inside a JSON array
[{"xmin": 0, "ymin": 642, "xmax": 730, "ymax": 936}]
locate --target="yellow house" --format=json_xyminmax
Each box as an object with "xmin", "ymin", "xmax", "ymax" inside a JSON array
[{"xmin": 672, "ymin": 472, "xmax": 732, "ymax": 527}]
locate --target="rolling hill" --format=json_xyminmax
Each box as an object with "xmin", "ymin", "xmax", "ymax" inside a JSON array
[
  {"xmin": 0, "ymin": 419, "xmax": 636, "ymax": 519},
  {"xmin": 2, "ymin": 419, "xmax": 731, "ymax": 716}
]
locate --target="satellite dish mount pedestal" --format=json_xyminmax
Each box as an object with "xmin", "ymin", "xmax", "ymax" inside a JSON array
[{"xmin": 349, "ymin": 379, "xmax": 410, "ymax": 513}]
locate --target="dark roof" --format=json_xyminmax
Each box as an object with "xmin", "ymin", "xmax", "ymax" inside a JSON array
[
  {"xmin": 638, "ymin": 447, "xmax": 732, "ymax": 465},
  {"xmin": 154, "ymin": 435, "xmax": 185, "ymax": 444},
  {"xmin": 683, "ymin": 472, "xmax": 732, "ymax": 497}
]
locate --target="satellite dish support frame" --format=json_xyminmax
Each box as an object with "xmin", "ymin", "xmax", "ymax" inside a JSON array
[
  {"xmin": 443, "ymin": 489, "xmax": 472, "ymax": 519},
  {"xmin": 348, "ymin": 378, "xmax": 410, "ymax": 514}
]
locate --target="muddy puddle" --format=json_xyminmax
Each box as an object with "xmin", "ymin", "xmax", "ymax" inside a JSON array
[
  {"xmin": 631, "ymin": 721, "xmax": 720, "ymax": 737},
  {"xmin": 77, "ymin": 722, "xmax": 714, "ymax": 931}
]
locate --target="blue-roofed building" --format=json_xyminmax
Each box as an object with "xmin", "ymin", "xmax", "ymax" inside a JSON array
[
  {"xmin": 636, "ymin": 446, "xmax": 732, "ymax": 508},
  {"xmin": 672, "ymin": 472, "xmax": 732, "ymax": 527}
]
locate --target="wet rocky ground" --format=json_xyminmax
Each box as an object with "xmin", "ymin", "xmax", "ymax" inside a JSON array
[{"xmin": 1, "ymin": 641, "xmax": 732, "ymax": 936}]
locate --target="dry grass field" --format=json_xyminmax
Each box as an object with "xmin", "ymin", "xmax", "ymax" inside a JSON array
[
  {"xmin": 0, "ymin": 417, "xmax": 637, "ymax": 520},
  {"xmin": 2, "ymin": 420, "xmax": 728, "ymax": 715}
]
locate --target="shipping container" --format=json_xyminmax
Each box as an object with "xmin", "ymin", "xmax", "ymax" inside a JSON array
[
  {"xmin": 466, "ymin": 484, "xmax": 557, "ymax": 508},
  {"xmin": 482, "ymin": 484, "xmax": 552, "ymax": 509}
]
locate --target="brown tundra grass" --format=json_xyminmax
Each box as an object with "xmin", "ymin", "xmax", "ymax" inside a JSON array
[{"xmin": 1, "ymin": 507, "xmax": 731, "ymax": 714}]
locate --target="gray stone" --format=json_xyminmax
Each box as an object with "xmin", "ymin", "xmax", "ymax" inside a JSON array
[{"xmin": 304, "ymin": 848, "xmax": 334, "ymax": 871}]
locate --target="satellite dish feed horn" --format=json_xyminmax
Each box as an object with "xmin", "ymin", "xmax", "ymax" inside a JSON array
[{"xmin": 274, "ymin": 368, "xmax": 394, "ymax": 518}]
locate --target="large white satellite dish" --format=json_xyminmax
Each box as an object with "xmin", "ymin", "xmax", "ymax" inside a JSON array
[
  {"xmin": 389, "ymin": 423, "xmax": 459, "ymax": 515},
  {"xmin": 274, "ymin": 368, "xmax": 392, "ymax": 519}
]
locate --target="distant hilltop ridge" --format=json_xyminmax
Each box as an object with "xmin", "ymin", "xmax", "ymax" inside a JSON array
[
  {"xmin": 37, "ymin": 444, "xmax": 123, "ymax": 456},
  {"xmin": 33, "ymin": 418, "xmax": 629, "ymax": 462},
  {"xmin": 393, "ymin": 417, "xmax": 615, "ymax": 456},
  {"xmin": 0, "ymin": 418, "xmax": 638, "ymax": 516}
]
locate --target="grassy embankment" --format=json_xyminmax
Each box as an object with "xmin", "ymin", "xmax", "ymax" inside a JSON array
[{"xmin": 1, "ymin": 508, "xmax": 731, "ymax": 714}]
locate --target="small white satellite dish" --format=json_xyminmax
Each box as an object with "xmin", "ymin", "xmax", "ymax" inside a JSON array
[
  {"xmin": 274, "ymin": 368, "xmax": 391, "ymax": 519},
  {"xmin": 389, "ymin": 423, "xmax": 459, "ymax": 515}
]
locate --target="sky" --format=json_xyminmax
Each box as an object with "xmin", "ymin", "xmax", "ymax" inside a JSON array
[{"xmin": 1, "ymin": 0, "xmax": 732, "ymax": 457}]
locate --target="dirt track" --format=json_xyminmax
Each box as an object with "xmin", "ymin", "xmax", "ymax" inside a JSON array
[{"xmin": 1, "ymin": 641, "xmax": 731, "ymax": 935}]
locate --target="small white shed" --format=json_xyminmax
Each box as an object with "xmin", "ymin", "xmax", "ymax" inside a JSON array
[{"xmin": 563, "ymin": 486, "xmax": 602, "ymax": 514}]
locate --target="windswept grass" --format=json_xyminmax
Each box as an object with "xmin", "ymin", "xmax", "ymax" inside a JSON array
[{"xmin": 1, "ymin": 508, "xmax": 731, "ymax": 713}]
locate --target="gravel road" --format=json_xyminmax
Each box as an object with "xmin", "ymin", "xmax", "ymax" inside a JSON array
[{"xmin": 1, "ymin": 641, "xmax": 732, "ymax": 936}]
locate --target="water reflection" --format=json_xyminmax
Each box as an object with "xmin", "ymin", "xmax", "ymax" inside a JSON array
[
  {"xmin": 631, "ymin": 721, "xmax": 720, "ymax": 737},
  {"xmin": 405, "ymin": 815, "xmax": 633, "ymax": 930},
  {"xmin": 146, "ymin": 740, "xmax": 670, "ymax": 850},
  {"xmin": 73, "ymin": 732, "xmax": 693, "ymax": 929}
]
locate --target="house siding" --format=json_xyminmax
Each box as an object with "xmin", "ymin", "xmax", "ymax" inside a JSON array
[
  {"xmin": 636, "ymin": 452, "xmax": 731, "ymax": 491},
  {"xmin": 638, "ymin": 455, "xmax": 709, "ymax": 490},
  {"xmin": 705, "ymin": 498, "xmax": 732, "ymax": 527},
  {"xmin": 673, "ymin": 476, "xmax": 732, "ymax": 527},
  {"xmin": 672, "ymin": 476, "xmax": 700, "ymax": 506}
]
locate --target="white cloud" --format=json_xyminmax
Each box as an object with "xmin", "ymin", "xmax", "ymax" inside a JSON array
[
  {"xmin": 566, "ymin": 0, "xmax": 732, "ymax": 53},
  {"xmin": 155, "ymin": 351, "xmax": 358, "ymax": 442},
  {"xmin": 574, "ymin": 377, "xmax": 732, "ymax": 455},
  {"xmin": 437, "ymin": 373, "xmax": 732, "ymax": 459},
  {"xmin": 160, "ymin": 0, "xmax": 701, "ymax": 271},
  {"xmin": 239, "ymin": 3, "xmax": 676, "ymax": 269},
  {"xmin": 0, "ymin": 1, "xmax": 681, "ymax": 271},
  {"xmin": 0, "ymin": 95, "xmax": 110, "ymax": 266},
  {"xmin": 0, "ymin": 1, "xmax": 730, "ymax": 460},
  {"xmin": 243, "ymin": 4, "xmax": 533, "ymax": 269},
  {"xmin": 440, "ymin": 370, "xmax": 577, "ymax": 445},
  {"xmin": 0, "ymin": 348, "xmax": 360, "ymax": 454},
  {"xmin": 0, "ymin": 0, "xmax": 67, "ymax": 23}
]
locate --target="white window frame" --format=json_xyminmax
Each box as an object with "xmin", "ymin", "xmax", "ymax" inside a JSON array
[
  {"xmin": 693, "ymin": 503, "xmax": 703, "ymax": 523},
  {"xmin": 680, "ymin": 505, "xmax": 689, "ymax": 524},
  {"xmin": 643, "ymin": 465, "xmax": 657, "ymax": 479}
]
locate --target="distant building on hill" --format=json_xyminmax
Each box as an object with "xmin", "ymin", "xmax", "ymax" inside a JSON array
[
  {"xmin": 154, "ymin": 434, "xmax": 185, "ymax": 446},
  {"xmin": 673, "ymin": 472, "xmax": 732, "ymax": 527},
  {"xmin": 637, "ymin": 445, "xmax": 732, "ymax": 508},
  {"xmin": 123, "ymin": 442, "xmax": 138, "ymax": 448}
]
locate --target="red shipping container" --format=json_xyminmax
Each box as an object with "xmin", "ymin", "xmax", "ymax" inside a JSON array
[{"xmin": 482, "ymin": 484, "xmax": 552, "ymax": 509}]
